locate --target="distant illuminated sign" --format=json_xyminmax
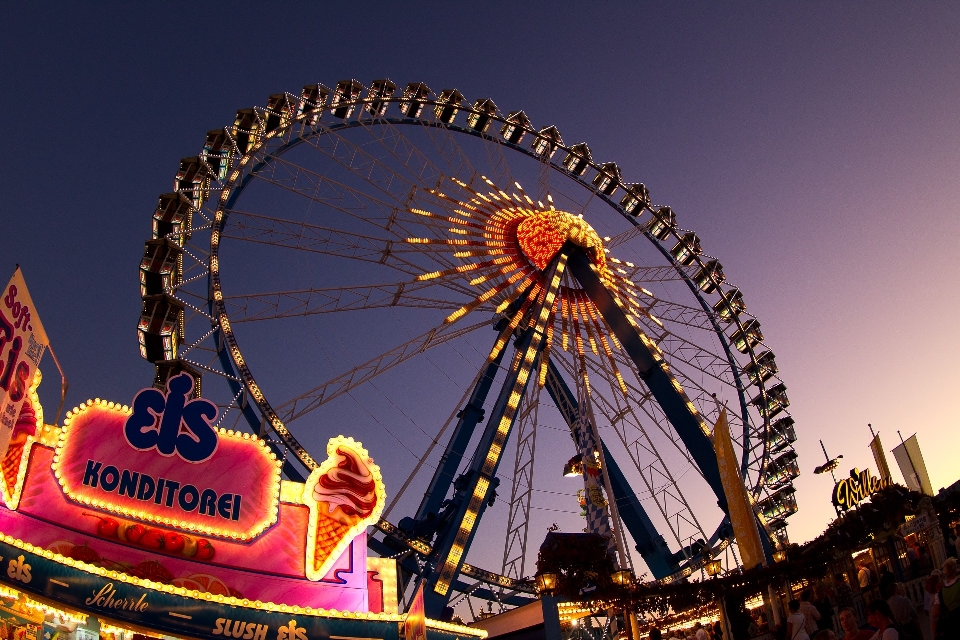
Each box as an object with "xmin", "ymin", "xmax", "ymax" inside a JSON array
[{"xmin": 832, "ymin": 467, "xmax": 891, "ymax": 511}]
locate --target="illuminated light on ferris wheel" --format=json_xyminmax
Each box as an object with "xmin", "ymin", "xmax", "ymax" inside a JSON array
[{"xmin": 136, "ymin": 77, "xmax": 800, "ymax": 615}]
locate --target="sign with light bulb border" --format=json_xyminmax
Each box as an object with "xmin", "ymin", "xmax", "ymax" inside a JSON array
[
  {"xmin": 0, "ymin": 371, "xmax": 454, "ymax": 620},
  {"xmin": 52, "ymin": 374, "xmax": 282, "ymax": 542}
]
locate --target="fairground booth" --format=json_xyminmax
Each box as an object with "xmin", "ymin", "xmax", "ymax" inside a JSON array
[
  {"xmin": 825, "ymin": 464, "xmax": 946, "ymax": 620},
  {"xmin": 0, "ymin": 369, "xmax": 481, "ymax": 640}
]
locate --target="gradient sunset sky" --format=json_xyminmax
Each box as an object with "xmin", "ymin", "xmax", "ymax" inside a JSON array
[{"xmin": 3, "ymin": 3, "xmax": 959, "ymax": 554}]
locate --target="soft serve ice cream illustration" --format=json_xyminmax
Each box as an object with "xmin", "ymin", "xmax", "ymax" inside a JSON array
[{"xmin": 302, "ymin": 436, "xmax": 385, "ymax": 581}]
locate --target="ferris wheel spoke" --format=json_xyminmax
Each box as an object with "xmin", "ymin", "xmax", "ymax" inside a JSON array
[
  {"xmin": 223, "ymin": 204, "xmax": 458, "ymax": 252},
  {"xmin": 382, "ymin": 362, "xmax": 489, "ymax": 520},
  {"xmin": 614, "ymin": 320, "xmax": 737, "ymax": 389},
  {"xmin": 299, "ymin": 121, "xmax": 506, "ymax": 246},
  {"xmin": 226, "ymin": 161, "xmax": 481, "ymax": 277},
  {"xmin": 655, "ymin": 362, "xmax": 753, "ymax": 462},
  {"xmin": 482, "ymin": 134, "xmax": 519, "ymax": 193},
  {"xmin": 651, "ymin": 332, "xmax": 738, "ymax": 386},
  {"xmin": 641, "ymin": 297, "xmax": 719, "ymax": 333},
  {"xmin": 594, "ymin": 393, "xmax": 709, "ymax": 551},
  {"xmin": 553, "ymin": 337, "xmax": 653, "ymax": 417},
  {"xmin": 523, "ymin": 157, "xmax": 597, "ymax": 217},
  {"xmin": 251, "ymin": 153, "xmax": 399, "ymax": 224},
  {"xmin": 354, "ymin": 117, "xmax": 519, "ymax": 223},
  {"xmin": 249, "ymin": 146, "xmax": 471, "ymax": 252},
  {"xmin": 605, "ymin": 226, "xmax": 647, "ymax": 249},
  {"xmin": 630, "ymin": 391, "xmax": 706, "ymax": 476},
  {"xmin": 219, "ymin": 209, "xmax": 438, "ymax": 275},
  {"xmin": 350, "ymin": 117, "xmax": 451, "ymax": 190},
  {"xmin": 217, "ymin": 212, "xmax": 490, "ymax": 305},
  {"xmin": 415, "ymin": 117, "xmax": 486, "ymax": 190},
  {"xmin": 299, "ymin": 123, "xmax": 428, "ymax": 210},
  {"xmin": 664, "ymin": 363, "xmax": 737, "ymax": 426},
  {"xmin": 221, "ymin": 281, "xmax": 465, "ymax": 323},
  {"xmin": 621, "ymin": 263, "xmax": 700, "ymax": 284},
  {"xmin": 276, "ymin": 317, "xmax": 491, "ymax": 424},
  {"xmin": 552, "ymin": 351, "xmax": 706, "ymax": 552},
  {"xmin": 582, "ymin": 350, "xmax": 705, "ymax": 473},
  {"xmin": 353, "ymin": 120, "xmax": 543, "ymax": 281}
]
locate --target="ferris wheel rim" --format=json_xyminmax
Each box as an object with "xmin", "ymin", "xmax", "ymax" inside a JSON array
[{"xmin": 141, "ymin": 82, "xmax": 798, "ymax": 590}]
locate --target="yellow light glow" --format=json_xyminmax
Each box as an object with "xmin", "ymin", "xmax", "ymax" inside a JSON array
[
  {"xmin": 0, "ymin": 530, "xmax": 484, "ymax": 633},
  {"xmin": 302, "ymin": 436, "xmax": 386, "ymax": 582},
  {"xmin": 53, "ymin": 399, "xmax": 281, "ymax": 541}
]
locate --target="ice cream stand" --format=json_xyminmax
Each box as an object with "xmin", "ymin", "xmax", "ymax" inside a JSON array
[{"xmin": 0, "ymin": 370, "xmax": 482, "ymax": 640}]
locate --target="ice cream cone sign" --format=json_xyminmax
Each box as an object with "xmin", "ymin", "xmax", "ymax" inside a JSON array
[{"xmin": 302, "ymin": 436, "xmax": 386, "ymax": 581}]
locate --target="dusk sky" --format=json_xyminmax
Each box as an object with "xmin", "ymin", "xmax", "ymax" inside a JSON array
[{"xmin": 3, "ymin": 2, "xmax": 960, "ymax": 574}]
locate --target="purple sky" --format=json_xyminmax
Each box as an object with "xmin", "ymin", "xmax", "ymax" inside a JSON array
[{"xmin": 3, "ymin": 2, "xmax": 960, "ymax": 562}]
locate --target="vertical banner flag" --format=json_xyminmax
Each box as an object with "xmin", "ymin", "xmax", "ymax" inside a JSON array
[
  {"xmin": 869, "ymin": 434, "xmax": 893, "ymax": 482},
  {"xmin": 892, "ymin": 434, "xmax": 933, "ymax": 496},
  {"xmin": 0, "ymin": 267, "xmax": 48, "ymax": 458},
  {"xmin": 713, "ymin": 408, "xmax": 767, "ymax": 569},
  {"xmin": 404, "ymin": 582, "xmax": 427, "ymax": 640}
]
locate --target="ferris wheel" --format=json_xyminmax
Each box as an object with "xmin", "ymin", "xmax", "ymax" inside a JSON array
[{"xmin": 136, "ymin": 78, "xmax": 800, "ymax": 615}]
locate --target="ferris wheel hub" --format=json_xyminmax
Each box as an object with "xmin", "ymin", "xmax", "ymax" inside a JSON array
[{"xmin": 515, "ymin": 209, "xmax": 606, "ymax": 273}]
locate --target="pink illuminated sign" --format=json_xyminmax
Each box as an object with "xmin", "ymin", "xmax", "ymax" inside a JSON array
[{"xmin": 53, "ymin": 375, "xmax": 282, "ymax": 541}]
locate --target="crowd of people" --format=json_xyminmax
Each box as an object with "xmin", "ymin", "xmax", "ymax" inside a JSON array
[
  {"xmin": 785, "ymin": 553, "xmax": 960, "ymax": 640},
  {"xmin": 649, "ymin": 620, "xmax": 724, "ymax": 640},
  {"xmin": 644, "ymin": 556, "xmax": 960, "ymax": 640}
]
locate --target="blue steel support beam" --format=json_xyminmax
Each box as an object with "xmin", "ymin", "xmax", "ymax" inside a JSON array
[
  {"xmin": 420, "ymin": 324, "xmax": 541, "ymax": 617},
  {"xmin": 601, "ymin": 442, "xmax": 679, "ymax": 576},
  {"xmin": 405, "ymin": 288, "xmax": 535, "ymax": 538},
  {"xmin": 569, "ymin": 251, "xmax": 775, "ymax": 565},
  {"xmin": 543, "ymin": 360, "xmax": 679, "ymax": 579},
  {"xmin": 412, "ymin": 333, "xmax": 508, "ymax": 527},
  {"xmin": 419, "ymin": 251, "xmax": 567, "ymax": 618},
  {"xmin": 566, "ymin": 251, "xmax": 728, "ymax": 513}
]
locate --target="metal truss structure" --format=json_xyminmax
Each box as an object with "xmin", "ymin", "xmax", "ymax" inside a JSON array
[{"xmin": 136, "ymin": 79, "xmax": 800, "ymax": 619}]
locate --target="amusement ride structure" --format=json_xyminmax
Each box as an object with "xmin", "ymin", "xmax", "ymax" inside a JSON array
[{"xmin": 136, "ymin": 79, "xmax": 800, "ymax": 619}]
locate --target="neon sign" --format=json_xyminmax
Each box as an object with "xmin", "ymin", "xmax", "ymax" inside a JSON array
[
  {"xmin": 53, "ymin": 377, "xmax": 281, "ymax": 541},
  {"xmin": 833, "ymin": 467, "xmax": 891, "ymax": 511},
  {"xmin": 303, "ymin": 437, "xmax": 385, "ymax": 581}
]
